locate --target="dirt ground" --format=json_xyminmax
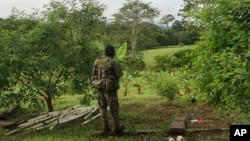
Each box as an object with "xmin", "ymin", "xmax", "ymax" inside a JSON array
[
  {"xmin": 121, "ymin": 102, "xmax": 232, "ymax": 141},
  {"xmin": 0, "ymin": 102, "xmax": 236, "ymax": 140}
]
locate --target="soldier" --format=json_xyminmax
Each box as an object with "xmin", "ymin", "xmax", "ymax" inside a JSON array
[{"xmin": 92, "ymin": 45, "xmax": 125, "ymax": 135}]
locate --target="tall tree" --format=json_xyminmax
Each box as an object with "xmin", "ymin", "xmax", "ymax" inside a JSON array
[
  {"xmin": 113, "ymin": 0, "xmax": 159, "ymax": 58},
  {"xmin": 0, "ymin": 0, "xmax": 105, "ymax": 112},
  {"xmin": 160, "ymin": 14, "xmax": 175, "ymax": 29}
]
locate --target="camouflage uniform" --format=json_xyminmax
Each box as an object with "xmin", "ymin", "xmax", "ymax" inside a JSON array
[{"xmin": 92, "ymin": 54, "xmax": 124, "ymax": 134}]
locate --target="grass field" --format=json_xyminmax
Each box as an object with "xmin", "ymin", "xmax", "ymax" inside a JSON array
[{"xmin": 143, "ymin": 45, "xmax": 195, "ymax": 68}]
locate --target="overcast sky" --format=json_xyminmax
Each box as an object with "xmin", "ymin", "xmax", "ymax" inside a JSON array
[{"xmin": 0, "ymin": 0, "xmax": 184, "ymax": 22}]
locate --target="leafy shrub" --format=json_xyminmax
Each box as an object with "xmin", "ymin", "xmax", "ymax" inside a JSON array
[
  {"xmin": 154, "ymin": 72, "xmax": 179, "ymax": 101},
  {"xmin": 122, "ymin": 55, "xmax": 145, "ymax": 72},
  {"xmin": 188, "ymin": 0, "xmax": 250, "ymax": 115},
  {"xmin": 173, "ymin": 49, "xmax": 193, "ymax": 68},
  {"xmin": 0, "ymin": 127, "xmax": 6, "ymax": 137},
  {"xmin": 154, "ymin": 48, "xmax": 193, "ymax": 72},
  {"xmin": 154, "ymin": 55, "xmax": 176, "ymax": 72}
]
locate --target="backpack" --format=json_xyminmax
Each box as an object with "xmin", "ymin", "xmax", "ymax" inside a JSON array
[{"xmin": 92, "ymin": 56, "xmax": 111, "ymax": 90}]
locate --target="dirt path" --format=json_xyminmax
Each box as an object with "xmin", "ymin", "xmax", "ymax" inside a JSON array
[{"xmin": 121, "ymin": 102, "xmax": 232, "ymax": 140}]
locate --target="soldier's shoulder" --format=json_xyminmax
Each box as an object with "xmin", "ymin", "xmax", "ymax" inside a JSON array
[
  {"xmin": 109, "ymin": 58, "xmax": 119, "ymax": 64},
  {"xmin": 94, "ymin": 56, "xmax": 102, "ymax": 65}
]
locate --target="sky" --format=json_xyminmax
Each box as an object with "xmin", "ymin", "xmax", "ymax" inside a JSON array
[{"xmin": 0, "ymin": 0, "xmax": 184, "ymax": 23}]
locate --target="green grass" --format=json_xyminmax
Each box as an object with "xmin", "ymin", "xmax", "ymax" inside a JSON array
[
  {"xmin": 143, "ymin": 45, "xmax": 195, "ymax": 68},
  {"xmin": 1, "ymin": 89, "xmax": 233, "ymax": 141},
  {"xmin": 1, "ymin": 93, "xmax": 170, "ymax": 141}
]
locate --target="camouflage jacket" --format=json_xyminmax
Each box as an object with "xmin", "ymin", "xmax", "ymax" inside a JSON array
[{"xmin": 92, "ymin": 55, "xmax": 123, "ymax": 90}]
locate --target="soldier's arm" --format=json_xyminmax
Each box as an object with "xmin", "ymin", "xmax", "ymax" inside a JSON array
[
  {"xmin": 111, "ymin": 59, "xmax": 123, "ymax": 78},
  {"xmin": 92, "ymin": 60, "xmax": 98, "ymax": 80}
]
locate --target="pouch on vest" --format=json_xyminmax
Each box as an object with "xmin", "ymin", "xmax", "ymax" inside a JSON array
[
  {"xmin": 105, "ymin": 78, "xmax": 114, "ymax": 91},
  {"xmin": 92, "ymin": 79, "xmax": 106, "ymax": 89}
]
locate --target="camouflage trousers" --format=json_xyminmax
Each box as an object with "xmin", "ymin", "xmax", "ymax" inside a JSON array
[{"xmin": 98, "ymin": 89, "xmax": 120, "ymax": 127}]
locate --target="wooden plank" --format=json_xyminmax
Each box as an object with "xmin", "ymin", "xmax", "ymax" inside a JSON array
[
  {"xmin": 19, "ymin": 113, "xmax": 59, "ymax": 128},
  {"xmin": 169, "ymin": 116, "xmax": 187, "ymax": 134},
  {"xmin": 27, "ymin": 111, "xmax": 59, "ymax": 122},
  {"xmin": 81, "ymin": 113, "xmax": 100, "ymax": 125},
  {"xmin": 57, "ymin": 108, "xmax": 93, "ymax": 124},
  {"xmin": 0, "ymin": 120, "xmax": 15, "ymax": 128},
  {"xmin": 83, "ymin": 107, "xmax": 98, "ymax": 120}
]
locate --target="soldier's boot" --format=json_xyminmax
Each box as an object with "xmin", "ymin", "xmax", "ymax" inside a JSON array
[
  {"xmin": 112, "ymin": 124, "xmax": 125, "ymax": 135},
  {"xmin": 100, "ymin": 122, "xmax": 111, "ymax": 135}
]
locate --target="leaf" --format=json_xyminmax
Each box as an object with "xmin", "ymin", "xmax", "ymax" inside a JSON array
[
  {"xmin": 115, "ymin": 42, "xmax": 127, "ymax": 60},
  {"xmin": 91, "ymin": 40, "xmax": 104, "ymax": 49}
]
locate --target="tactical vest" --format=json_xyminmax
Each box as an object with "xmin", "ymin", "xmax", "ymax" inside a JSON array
[{"xmin": 95, "ymin": 56, "xmax": 112, "ymax": 80}]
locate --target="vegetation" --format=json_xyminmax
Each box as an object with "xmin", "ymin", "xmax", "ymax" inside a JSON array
[
  {"xmin": 143, "ymin": 45, "xmax": 194, "ymax": 68},
  {"xmin": 186, "ymin": 0, "xmax": 250, "ymax": 115},
  {"xmin": 0, "ymin": 0, "xmax": 249, "ymax": 140},
  {"xmin": 113, "ymin": 0, "xmax": 159, "ymax": 58},
  {"xmin": 0, "ymin": 0, "xmax": 105, "ymax": 111}
]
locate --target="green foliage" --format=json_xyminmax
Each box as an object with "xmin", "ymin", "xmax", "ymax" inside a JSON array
[
  {"xmin": 0, "ymin": 127, "xmax": 6, "ymax": 137},
  {"xmin": 123, "ymin": 55, "xmax": 146, "ymax": 72},
  {"xmin": 115, "ymin": 42, "xmax": 127, "ymax": 60},
  {"xmin": 173, "ymin": 48, "xmax": 193, "ymax": 68},
  {"xmin": 154, "ymin": 55, "xmax": 177, "ymax": 72},
  {"xmin": 154, "ymin": 48, "xmax": 193, "ymax": 72},
  {"xmin": 137, "ymin": 22, "xmax": 161, "ymax": 50},
  {"xmin": 188, "ymin": 0, "xmax": 250, "ymax": 114},
  {"xmin": 80, "ymin": 84, "xmax": 97, "ymax": 106},
  {"xmin": 0, "ymin": 0, "xmax": 105, "ymax": 111},
  {"xmin": 113, "ymin": 0, "xmax": 159, "ymax": 57},
  {"xmin": 154, "ymin": 72, "xmax": 179, "ymax": 101}
]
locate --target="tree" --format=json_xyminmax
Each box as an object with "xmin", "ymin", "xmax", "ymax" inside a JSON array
[
  {"xmin": 178, "ymin": 0, "xmax": 199, "ymax": 19},
  {"xmin": 160, "ymin": 14, "xmax": 175, "ymax": 29},
  {"xmin": 137, "ymin": 22, "xmax": 161, "ymax": 50},
  {"xmin": 113, "ymin": 0, "xmax": 159, "ymax": 58},
  {"xmin": 188, "ymin": 0, "xmax": 250, "ymax": 113},
  {"xmin": 0, "ymin": 0, "xmax": 105, "ymax": 112},
  {"xmin": 101, "ymin": 22, "xmax": 130, "ymax": 46}
]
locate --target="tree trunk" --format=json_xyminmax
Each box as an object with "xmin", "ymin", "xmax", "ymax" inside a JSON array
[
  {"xmin": 137, "ymin": 85, "xmax": 141, "ymax": 94},
  {"xmin": 130, "ymin": 23, "xmax": 138, "ymax": 59},
  {"xmin": 124, "ymin": 82, "xmax": 128, "ymax": 96},
  {"xmin": 46, "ymin": 96, "xmax": 54, "ymax": 112},
  {"xmin": 131, "ymin": 39, "xmax": 137, "ymax": 59}
]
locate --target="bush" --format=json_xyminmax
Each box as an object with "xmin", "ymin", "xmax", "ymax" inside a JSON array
[
  {"xmin": 154, "ymin": 55, "xmax": 177, "ymax": 72},
  {"xmin": 122, "ymin": 55, "xmax": 145, "ymax": 72},
  {"xmin": 173, "ymin": 49, "xmax": 193, "ymax": 68},
  {"xmin": 154, "ymin": 48, "xmax": 193, "ymax": 72},
  {"xmin": 154, "ymin": 72, "xmax": 179, "ymax": 101}
]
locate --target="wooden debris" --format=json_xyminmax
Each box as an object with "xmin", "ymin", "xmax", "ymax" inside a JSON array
[
  {"xmin": 81, "ymin": 113, "xmax": 101, "ymax": 125},
  {"xmin": 6, "ymin": 106, "xmax": 99, "ymax": 135},
  {"xmin": 0, "ymin": 121, "xmax": 15, "ymax": 128}
]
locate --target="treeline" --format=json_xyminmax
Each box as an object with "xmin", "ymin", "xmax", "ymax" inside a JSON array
[{"xmin": 104, "ymin": 20, "xmax": 200, "ymax": 51}]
